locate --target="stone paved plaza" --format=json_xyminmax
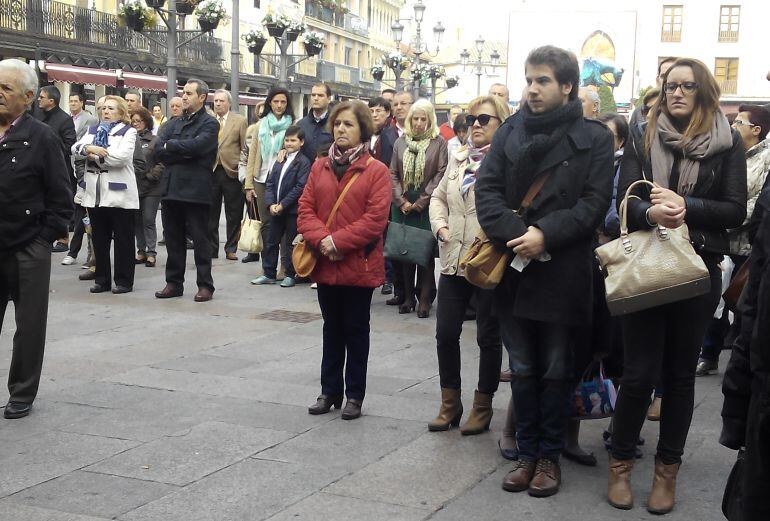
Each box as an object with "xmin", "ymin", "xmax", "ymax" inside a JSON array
[{"xmin": 0, "ymin": 241, "xmax": 734, "ymax": 520}]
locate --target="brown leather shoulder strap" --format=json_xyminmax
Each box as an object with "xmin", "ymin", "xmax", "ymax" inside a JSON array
[
  {"xmin": 518, "ymin": 172, "xmax": 551, "ymax": 214},
  {"xmin": 325, "ymin": 172, "xmax": 362, "ymax": 228}
]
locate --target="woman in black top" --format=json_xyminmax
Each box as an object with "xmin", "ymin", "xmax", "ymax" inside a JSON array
[{"xmin": 607, "ymin": 58, "xmax": 747, "ymax": 514}]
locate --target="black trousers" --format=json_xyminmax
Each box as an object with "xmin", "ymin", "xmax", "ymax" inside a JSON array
[
  {"xmin": 435, "ymin": 274, "xmax": 501, "ymax": 394},
  {"xmin": 67, "ymin": 205, "xmax": 87, "ymax": 258},
  {"xmin": 317, "ymin": 285, "xmax": 374, "ymax": 401},
  {"xmin": 209, "ymin": 166, "xmax": 245, "ymax": 255},
  {"xmin": 611, "ymin": 259, "xmax": 722, "ymax": 464},
  {"xmin": 90, "ymin": 206, "xmax": 136, "ymax": 289},
  {"xmin": 262, "ymin": 213, "xmax": 297, "ymax": 279},
  {"xmin": 402, "ymin": 259, "xmax": 436, "ymax": 305},
  {"xmin": 0, "ymin": 237, "xmax": 52, "ymax": 404},
  {"xmin": 162, "ymin": 200, "xmax": 214, "ymax": 292}
]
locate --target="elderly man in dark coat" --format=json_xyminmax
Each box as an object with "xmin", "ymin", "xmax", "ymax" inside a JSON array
[
  {"xmin": 476, "ymin": 45, "xmax": 613, "ymax": 497},
  {"xmin": 0, "ymin": 59, "xmax": 73, "ymax": 418}
]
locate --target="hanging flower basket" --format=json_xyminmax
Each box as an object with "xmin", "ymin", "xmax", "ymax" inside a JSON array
[
  {"xmin": 244, "ymin": 29, "xmax": 267, "ymax": 54},
  {"xmin": 198, "ymin": 17, "xmax": 219, "ymax": 32},
  {"xmin": 176, "ymin": 1, "xmax": 198, "ymax": 16},
  {"xmin": 194, "ymin": 0, "xmax": 225, "ymax": 30},
  {"xmin": 384, "ymin": 52, "xmax": 409, "ymax": 72},
  {"xmin": 428, "ymin": 64, "xmax": 445, "ymax": 80},
  {"xmin": 145, "ymin": 0, "xmax": 166, "ymax": 8},
  {"xmin": 304, "ymin": 43, "xmax": 322, "ymax": 57},
  {"xmin": 262, "ymin": 13, "xmax": 289, "ymax": 38},
  {"xmin": 285, "ymin": 29, "xmax": 301, "ymax": 42},
  {"xmin": 118, "ymin": 1, "xmax": 155, "ymax": 32},
  {"xmin": 125, "ymin": 12, "xmax": 144, "ymax": 31},
  {"xmin": 303, "ymin": 31, "xmax": 325, "ymax": 56},
  {"xmin": 445, "ymin": 76, "xmax": 459, "ymax": 89},
  {"xmin": 248, "ymin": 40, "xmax": 266, "ymax": 55},
  {"xmin": 285, "ymin": 20, "xmax": 305, "ymax": 42},
  {"xmin": 372, "ymin": 70, "xmax": 384, "ymax": 81}
]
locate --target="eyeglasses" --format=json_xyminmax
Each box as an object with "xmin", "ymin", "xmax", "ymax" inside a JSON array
[
  {"xmin": 465, "ymin": 114, "xmax": 501, "ymax": 127},
  {"xmin": 663, "ymin": 81, "xmax": 698, "ymax": 95},
  {"xmin": 732, "ymin": 119, "xmax": 755, "ymax": 128}
]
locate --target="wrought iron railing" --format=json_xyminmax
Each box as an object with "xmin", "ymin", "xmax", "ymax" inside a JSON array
[{"xmin": 0, "ymin": 0, "xmax": 223, "ymax": 68}]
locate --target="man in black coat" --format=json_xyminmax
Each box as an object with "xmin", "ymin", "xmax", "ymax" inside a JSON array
[
  {"xmin": 296, "ymin": 83, "xmax": 333, "ymax": 162},
  {"xmin": 154, "ymin": 78, "xmax": 219, "ymax": 302},
  {"xmin": 0, "ymin": 59, "xmax": 73, "ymax": 418},
  {"xmin": 36, "ymin": 84, "xmax": 76, "ymax": 252},
  {"xmin": 476, "ymin": 45, "xmax": 614, "ymax": 497}
]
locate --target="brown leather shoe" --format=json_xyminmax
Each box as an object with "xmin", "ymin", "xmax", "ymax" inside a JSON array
[
  {"xmin": 647, "ymin": 457, "xmax": 680, "ymax": 515},
  {"xmin": 341, "ymin": 399, "xmax": 362, "ymax": 420},
  {"xmin": 225, "ymin": 252, "xmax": 238, "ymax": 261},
  {"xmin": 308, "ymin": 394, "xmax": 343, "ymax": 415},
  {"xmin": 155, "ymin": 284, "xmax": 183, "ymax": 299},
  {"xmin": 647, "ymin": 396, "xmax": 662, "ymax": 421},
  {"xmin": 528, "ymin": 458, "xmax": 561, "ymax": 497},
  {"xmin": 608, "ymin": 456, "xmax": 634, "ymax": 509},
  {"xmin": 460, "ymin": 390, "xmax": 493, "ymax": 435},
  {"xmin": 500, "ymin": 369, "xmax": 512, "ymax": 382},
  {"xmin": 502, "ymin": 460, "xmax": 536, "ymax": 492},
  {"xmin": 194, "ymin": 287, "xmax": 213, "ymax": 302},
  {"xmin": 428, "ymin": 388, "xmax": 463, "ymax": 432}
]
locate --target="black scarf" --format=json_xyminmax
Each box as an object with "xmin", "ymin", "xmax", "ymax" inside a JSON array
[{"xmin": 511, "ymin": 98, "xmax": 583, "ymax": 206}]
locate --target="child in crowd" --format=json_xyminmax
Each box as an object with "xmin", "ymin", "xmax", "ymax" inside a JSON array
[{"xmin": 251, "ymin": 126, "xmax": 312, "ymax": 287}]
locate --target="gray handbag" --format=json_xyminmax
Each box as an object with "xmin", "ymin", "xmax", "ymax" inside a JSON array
[{"xmin": 383, "ymin": 221, "xmax": 436, "ymax": 267}]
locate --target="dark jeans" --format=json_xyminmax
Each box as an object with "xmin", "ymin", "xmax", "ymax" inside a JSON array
[
  {"xmin": 68, "ymin": 205, "xmax": 87, "ymax": 258},
  {"xmin": 209, "ymin": 166, "xmax": 245, "ymax": 255},
  {"xmin": 502, "ymin": 316, "xmax": 574, "ymax": 461},
  {"xmin": 135, "ymin": 195, "xmax": 161, "ymax": 257},
  {"xmin": 743, "ymin": 390, "xmax": 770, "ymax": 517},
  {"xmin": 90, "ymin": 206, "xmax": 136, "ymax": 289},
  {"xmin": 612, "ymin": 259, "xmax": 722, "ymax": 464},
  {"xmin": 0, "ymin": 236, "xmax": 52, "ymax": 404},
  {"xmin": 317, "ymin": 285, "xmax": 374, "ymax": 401},
  {"xmin": 162, "ymin": 200, "xmax": 214, "ymax": 292},
  {"xmin": 262, "ymin": 213, "xmax": 297, "ymax": 279},
  {"xmin": 435, "ymin": 274, "xmax": 501, "ymax": 394}
]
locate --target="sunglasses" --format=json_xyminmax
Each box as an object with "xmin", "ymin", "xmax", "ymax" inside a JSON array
[
  {"xmin": 663, "ymin": 81, "xmax": 698, "ymax": 95},
  {"xmin": 465, "ymin": 114, "xmax": 501, "ymax": 127}
]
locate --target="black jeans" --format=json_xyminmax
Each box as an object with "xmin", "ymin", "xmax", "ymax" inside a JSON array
[
  {"xmin": 502, "ymin": 316, "xmax": 574, "ymax": 462},
  {"xmin": 209, "ymin": 166, "xmax": 245, "ymax": 255},
  {"xmin": 67, "ymin": 205, "xmax": 87, "ymax": 258},
  {"xmin": 435, "ymin": 274, "xmax": 501, "ymax": 394},
  {"xmin": 612, "ymin": 259, "xmax": 722, "ymax": 464},
  {"xmin": 262, "ymin": 213, "xmax": 297, "ymax": 279},
  {"xmin": 317, "ymin": 285, "xmax": 374, "ymax": 401},
  {"xmin": 0, "ymin": 237, "xmax": 52, "ymax": 404},
  {"xmin": 162, "ymin": 200, "xmax": 214, "ymax": 292},
  {"xmin": 90, "ymin": 206, "xmax": 136, "ymax": 289}
]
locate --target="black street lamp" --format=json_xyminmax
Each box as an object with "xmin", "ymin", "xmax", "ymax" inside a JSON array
[
  {"xmin": 461, "ymin": 36, "xmax": 502, "ymax": 96},
  {"xmin": 391, "ymin": 0, "xmax": 444, "ymax": 97},
  {"xmin": 250, "ymin": 20, "xmax": 322, "ymax": 90}
]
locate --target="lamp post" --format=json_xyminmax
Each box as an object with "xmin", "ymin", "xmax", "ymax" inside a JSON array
[
  {"xmin": 461, "ymin": 36, "xmax": 501, "ymax": 96},
  {"xmin": 250, "ymin": 22, "xmax": 322, "ymax": 90},
  {"xmin": 390, "ymin": 0, "xmax": 444, "ymax": 98}
]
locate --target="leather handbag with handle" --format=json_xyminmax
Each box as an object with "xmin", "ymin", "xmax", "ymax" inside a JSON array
[
  {"xmin": 595, "ymin": 179, "xmax": 711, "ymax": 316},
  {"xmin": 237, "ymin": 200, "xmax": 263, "ymax": 254},
  {"xmin": 723, "ymin": 259, "xmax": 749, "ymax": 312},
  {"xmin": 461, "ymin": 171, "xmax": 551, "ymax": 289},
  {"xmin": 292, "ymin": 170, "xmax": 363, "ymax": 278},
  {"xmin": 383, "ymin": 220, "xmax": 437, "ymax": 268}
]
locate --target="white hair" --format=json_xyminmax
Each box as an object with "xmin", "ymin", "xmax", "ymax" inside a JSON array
[
  {"xmin": 581, "ymin": 87, "xmax": 600, "ymax": 105},
  {"xmin": 214, "ymin": 89, "xmax": 233, "ymax": 105},
  {"xmin": 0, "ymin": 58, "xmax": 38, "ymax": 96}
]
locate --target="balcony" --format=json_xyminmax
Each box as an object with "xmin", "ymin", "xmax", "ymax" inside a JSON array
[
  {"xmin": 661, "ymin": 30, "xmax": 681, "ymax": 42},
  {"xmin": 718, "ymin": 79, "xmax": 737, "ymax": 95},
  {"xmin": 304, "ymin": 1, "xmax": 368, "ymax": 37},
  {"xmin": 318, "ymin": 61, "xmax": 360, "ymax": 87},
  {"xmin": 0, "ymin": 0, "xmax": 223, "ymax": 69},
  {"xmin": 719, "ymin": 30, "xmax": 739, "ymax": 43}
]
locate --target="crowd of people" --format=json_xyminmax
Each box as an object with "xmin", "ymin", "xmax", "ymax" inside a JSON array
[{"xmin": 1, "ymin": 45, "xmax": 769, "ymax": 519}]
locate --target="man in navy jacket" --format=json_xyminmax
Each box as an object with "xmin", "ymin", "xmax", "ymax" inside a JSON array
[{"xmin": 297, "ymin": 83, "xmax": 333, "ymax": 162}]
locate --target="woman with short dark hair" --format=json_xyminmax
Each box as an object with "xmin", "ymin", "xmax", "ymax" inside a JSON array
[{"xmin": 299, "ymin": 100, "xmax": 391, "ymax": 420}]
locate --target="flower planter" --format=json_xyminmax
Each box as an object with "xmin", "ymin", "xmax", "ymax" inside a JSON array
[
  {"xmin": 265, "ymin": 23, "xmax": 285, "ymax": 38},
  {"xmin": 145, "ymin": 0, "xmax": 166, "ymax": 8},
  {"xmin": 372, "ymin": 70, "xmax": 384, "ymax": 81},
  {"xmin": 304, "ymin": 43, "xmax": 322, "ymax": 57},
  {"xmin": 198, "ymin": 17, "xmax": 219, "ymax": 32},
  {"xmin": 176, "ymin": 1, "xmax": 196, "ymax": 15},
  {"xmin": 445, "ymin": 78, "xmax": 458, "ymax": 88},
  {"xmin": 125, "ymin": 12, "xmax": 145, "ymax": 32},
  {"xmin": 285, "ymin": 29, "xmax": 301, "ymax": 42},
  {"xmin": 248, "ymin": 39, "xmax": 267, "ymax": 55}
]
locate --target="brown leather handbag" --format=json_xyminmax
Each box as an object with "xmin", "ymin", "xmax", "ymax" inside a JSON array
[
  {"xmin": 461, "ymin": 172, "xmax": 551, "ymax": 289},
  {"xmin": 292, "ymin": 171, "xmax": 362, "ymax": 278},
  {"xmin": 723, "ymin": 260, "xmax": 749, "ymax": 312}
]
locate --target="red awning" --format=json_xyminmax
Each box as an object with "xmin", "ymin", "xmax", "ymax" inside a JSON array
[
  {"xmin": 45, "ymin": 63, "xmax": 117, "ymax": 87},
  {"xmin": 123, "ymin": 72, "xmax": 168, "ymax": 92}
]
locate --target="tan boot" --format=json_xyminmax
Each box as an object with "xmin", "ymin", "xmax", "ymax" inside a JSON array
[
  {"xmin": 428, "ymin": 388, "xmax": 463, "ymax": 432},
  {"xmin": 647, "ymin": 457, "xmax": 680, "ymax": 515},
  {"xmin": 647, "ymin": 396, "xmax": 662, "ymax": 421},
  {"xmin": 459, "ymin": 390, "xmax": 493, "ymax": 435},
  {"xmin": 607, "ymin": 455, "xmax": 634, "ymax": 510}
]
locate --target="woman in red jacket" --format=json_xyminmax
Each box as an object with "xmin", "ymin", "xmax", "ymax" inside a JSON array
[{"xmin": 298, "ymin": 100, "xmax": 392, "ymax": 420}]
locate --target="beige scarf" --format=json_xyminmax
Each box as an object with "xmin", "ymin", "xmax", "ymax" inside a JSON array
[{"xmin": 651, "ymin": 111, "xmax": 732, "ymax": 195}]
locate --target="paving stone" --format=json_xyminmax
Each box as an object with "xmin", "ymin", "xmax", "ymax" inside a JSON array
[
  {"xmin": 0, "ymin": 502, "xmax": 110, "ymax": 521},
  {"xmin": 0, "ymin": 400, "xmax": 103, "ymax": 443},
  {"xmin": 264, "ymin": 492, "xmax": 430, "ymax": 521},
  {"xmin": 52, "ymin": 381, "xmax": 178, "ymax": 410},
  {"xmin": 119, "ymin": 459, "xmax": 336, "ymax": 521},
  {"xmin": 5, "ymin": 471, "xmax": 177, "ymax": 518},
  {"xmin": 0, "ymin": 431, "xmax": 138, "ymax": 497},
  {"xmin": 151, "ymin": 354, "xmax": 258, "ymax": 376},
  {"xmin": 85, "ymin": 421, "xmax": 292, "ymax": 486}
]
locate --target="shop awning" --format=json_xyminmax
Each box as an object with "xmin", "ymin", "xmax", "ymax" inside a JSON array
[
  {"xmin": 123, "ymin": 71, "xmax": 168, "ymax": 92},
  {"xmin": 45, "ymin": 63, "xmax": 117, "ymax": 87}
]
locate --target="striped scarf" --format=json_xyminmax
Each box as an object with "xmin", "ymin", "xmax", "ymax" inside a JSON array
[{"xmin": 459, "ymin": 144, "xmax": 490, "ymax": 198}]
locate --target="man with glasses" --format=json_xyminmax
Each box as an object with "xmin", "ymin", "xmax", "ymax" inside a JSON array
[{"xmin": 391, "ymin": 91, "xmax": 413, "ymax": 137}]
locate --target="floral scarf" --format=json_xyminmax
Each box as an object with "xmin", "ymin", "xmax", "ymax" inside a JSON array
[
  {"xmin": 329, "ymin": 142, "xmax": 367, "ymax": 166},
  {"xmin": 402, "ymin": 131, "xmax": 432, "ymax": 190},
  {"xmin": 459, "ymin": 144, "xmax": 490, "ymax": 198},
  {"xmin": 258, "ymin": 112, "xmax": 293, "ymax": 163},
  {"xmin": 93, "ymin": 122, "xmax": 118, "ymax": 148}
]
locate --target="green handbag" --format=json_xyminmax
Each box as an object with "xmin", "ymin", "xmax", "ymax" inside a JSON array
[{"xmin": 383, "ymin": 221, "xmax": 436, "ymax": 267}]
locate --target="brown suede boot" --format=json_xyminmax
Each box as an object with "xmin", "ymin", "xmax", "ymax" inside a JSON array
[
  {"xmin": 607, "ymin": 455, "xmax": 634, "ymax": 510},
  {"xmin": 428, "ymin": 388, "xmax": 463, "ymax": 432},
  {"xmin": 647, "ymin": 457, "xmax": 680, "ymax": 515},
  {"xmin": 498, "ymin": 396, "xmax": 518, "ymax": 460},
  {"xmin": 460, "ymin": 390, "xmax": 493, "ymax": 435}
]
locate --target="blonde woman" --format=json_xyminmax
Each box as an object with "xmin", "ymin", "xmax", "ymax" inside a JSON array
[
  {"xmin": 71, "ymin": 95, "xmax": 139, "ymax": 294},
  {"xmin": 390, "ymin": 99, "xmax": 448, "ymax": 318}
]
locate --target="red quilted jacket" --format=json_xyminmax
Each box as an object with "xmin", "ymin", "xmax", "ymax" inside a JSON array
[{"xmin": 298, "ymin": 152, "xmax": 392, "ymax": 288}]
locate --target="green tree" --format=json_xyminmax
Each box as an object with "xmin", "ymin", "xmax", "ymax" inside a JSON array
[{"xmin": 598, "ymin": 85, "xmax": 617, "ymax": 114}]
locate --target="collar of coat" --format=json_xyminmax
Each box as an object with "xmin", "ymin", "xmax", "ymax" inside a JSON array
[{"xmin": 320, "ymin": 150, "xmax": 373, "ymax": 176}]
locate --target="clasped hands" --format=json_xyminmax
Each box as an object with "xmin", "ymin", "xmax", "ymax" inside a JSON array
[
  {"xmin": 648, "ymin": 186, "xmax": 686, "ymax": 229},
  {"xmin": 269, "ymin": 204, "xmax": 283, "ymax": 216},
  {"xmin": 319, "ymin": 235, "xmax": 342, "ymax": 261},
  {"xmin": 86, "ymin": 145, "xmax": 108, "ymax": 163}
]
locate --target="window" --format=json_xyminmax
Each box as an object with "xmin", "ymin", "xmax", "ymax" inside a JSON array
[
  {"xmin": 714, "ymin": 57, "xmax": 738, "ymax": 94},
  {"xmin": 719, "ymin": 5, "xmax": 740, "ymax": 42},
  {"xmin": 344, "ymin": 46, "xmax": 352, "ymax": 65},
  {"xmin": 661, "ymin": 5, "xmax": 683, "ymax": 42}
]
